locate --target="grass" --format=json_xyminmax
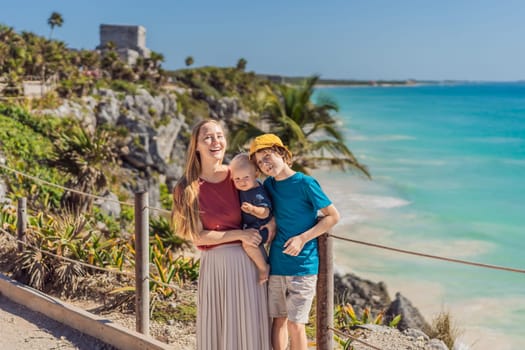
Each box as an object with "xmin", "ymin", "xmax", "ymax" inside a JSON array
[
  {"xmin": 152, "ymin": 297, "xmax": 197, "ymax": 324},
  {"xmin": 427, "ymin": 311, "xmax": 462, "ymax": 348}
]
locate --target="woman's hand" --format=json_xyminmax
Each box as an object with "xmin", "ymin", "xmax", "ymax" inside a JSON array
[
  {"xmin": 239, "ymin": 228, "xmax": 262, "ymax": 248},
  {"xmin": 260, "ymin": 217, "xmax": 276, "ymax": 243}
]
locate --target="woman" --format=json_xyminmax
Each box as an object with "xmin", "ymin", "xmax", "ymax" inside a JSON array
[{"xmin": 171, "ymin": 119, "xmax": 270, "ymax": 350}]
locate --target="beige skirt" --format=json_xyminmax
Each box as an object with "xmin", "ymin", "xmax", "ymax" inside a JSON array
[{"xmin": 197, "ymin": 243, "xmax": 270, "ymax": 350}]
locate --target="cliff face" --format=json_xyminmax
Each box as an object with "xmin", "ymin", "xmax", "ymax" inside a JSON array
[{"xmin": 35, "ymin": 87, "xmax": 251, "ymax": 211}]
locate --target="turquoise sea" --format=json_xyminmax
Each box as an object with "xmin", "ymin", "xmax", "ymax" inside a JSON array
[{"xmin": 313, "ymin": 83, "xmax": 525, "ymax": 350}]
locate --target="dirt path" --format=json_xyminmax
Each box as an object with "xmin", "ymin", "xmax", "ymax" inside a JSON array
[{"xmin": 0, "ymin": 294, "xmax": 116, "ymax": 350}]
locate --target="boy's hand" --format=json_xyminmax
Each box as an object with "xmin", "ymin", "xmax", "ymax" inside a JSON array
[{"xmin": 283, "ymin": 235, "xmax": 306, "ymax": 256}]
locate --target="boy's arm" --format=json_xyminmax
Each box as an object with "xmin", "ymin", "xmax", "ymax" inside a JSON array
[
  {"xmin": 241, "ymin": 202, "xmax": 270, "ymax": 219},
  {"xmin": 282, "ymin": 204, "xmax": 340, "ymax": 256}
]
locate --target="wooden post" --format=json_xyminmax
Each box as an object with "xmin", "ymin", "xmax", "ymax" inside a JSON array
[
  {"xmin": 134, "ymin": 191, "xmax": 150, "ymax": 335},
  {"xmin": 316, "ymin": 232, "xmax": 334, "ymax": 350},
  {"xmin": 16, "ymin": 197, "xmax": 27, "ymax": 252}
]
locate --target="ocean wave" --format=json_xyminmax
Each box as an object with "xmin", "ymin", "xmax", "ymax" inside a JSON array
[
  {"xmin": 349, "ymin": 134, "xmax": 416, "ymax": 142},
  {"xmin": 349, "ymin": 193, "xmax": 411, "ymax": 209},
  {"xmin": 501, "ymin": 158, "xmax": 525, "ymax": 166},
  {"xmin": 395, "ymin": 158, "xmax": 449, "ymax": 166},
  {"xmin": 451, "ymin": 296, "xmax": 525, "ymax": 350},
  {"xmin": 467, "ymin": 136, "xmax": 525, "ymax": 144},
  {"xmin": 402, "ymin": 238, "xmax": 493, "ymax": 259},
  {"xmin": 328, "ymin": 193, "xmax": 410, "ymax": 225}
]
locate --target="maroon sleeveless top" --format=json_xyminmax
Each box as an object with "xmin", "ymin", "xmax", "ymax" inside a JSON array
[{"xmin": 198, "ymin": 170, "xmax": 242, "ymax": 250}]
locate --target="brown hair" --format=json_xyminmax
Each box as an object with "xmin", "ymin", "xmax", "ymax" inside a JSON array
[
  {"xmin": 273, "ymin": 146, "xmax": 293, "ymax": 166},
  {"xmin": 171, "ymin": 120, "xmax": 221, "ymax": 241},
  {"xmin": 253, "ymin": 146, "xmax": 293, "ymax": 171}
]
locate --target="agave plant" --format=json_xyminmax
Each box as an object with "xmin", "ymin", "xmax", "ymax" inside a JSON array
[
  {"xmin": 11, "ymin": 210, "xmax": 103, "ymax": 293},
  {"xmin": 50, "ymin": 126, "xmax": 121, "ymax": 214},
  {"xmin": 333, "ymin": 303, "xmax": 401, "ymax": 349},
  {"xmin": 16, "ymin": 248, "xmax": 49, "ymax": 290}
]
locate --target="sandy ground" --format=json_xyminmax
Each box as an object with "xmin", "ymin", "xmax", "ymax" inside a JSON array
[
  {"xmin": 1, "ymin": 291, "xmax": 450, "ymax": 350},
  {"xmin": 0, "ymin": 293, "xmax": 116, "ymax": 350}
]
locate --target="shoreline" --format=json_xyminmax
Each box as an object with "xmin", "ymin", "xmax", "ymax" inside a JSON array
[
  {"xmin": 336, "ymin": 262, "xmax": 520, "ymax": 350},
  {"xmin": 331, "ymin": 226, "xmax": 522, "ymax": 350},
  {"xmin": 314, "ymin": 82, "xmax": 427, "ymax": 88},
  {"xmin": 312, "ymin": 169, "xmax": 523, "ymax": 350}
]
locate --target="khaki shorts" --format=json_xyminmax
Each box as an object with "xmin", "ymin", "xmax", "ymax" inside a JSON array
[{"xmin": 268, "ymin": 274, "xmax": 317, "ymax": 324}]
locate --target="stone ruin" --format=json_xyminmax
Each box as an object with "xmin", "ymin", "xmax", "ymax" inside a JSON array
[{"xmin": 97, "ymin": 24, "xmax": 151, "ymax": 65}]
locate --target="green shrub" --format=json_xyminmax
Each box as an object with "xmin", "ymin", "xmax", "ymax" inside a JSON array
[{"xmin": 110, "ymin": 79, "xmax": 138, "ymax": 95}]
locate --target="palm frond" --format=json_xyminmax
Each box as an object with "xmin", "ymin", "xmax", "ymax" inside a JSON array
[
  {"xmin": 228, "ymin": 74, "xmax": 371, "ymax": 178},
  {"xmin": 228, "ymin": 120, "xmax": 265, "ymax": 153}
]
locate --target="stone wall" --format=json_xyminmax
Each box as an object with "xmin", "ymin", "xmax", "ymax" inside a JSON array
[{"xmin": 98, "ymin": 24, "xmax": 151, "ymax": 64}]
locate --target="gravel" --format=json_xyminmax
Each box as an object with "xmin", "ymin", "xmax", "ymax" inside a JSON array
[
  {"xmin": 0, "ymin": 293, "xmax": 116, "ymax": 350},
  {"xmin": 345, "ymin": 325, "xmax": 448, "ymax": 350}
]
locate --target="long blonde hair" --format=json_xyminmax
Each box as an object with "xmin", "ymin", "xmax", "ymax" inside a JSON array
[{"xmin": 171, "ymin": 120, "xmax": 221, "ymax": 241}]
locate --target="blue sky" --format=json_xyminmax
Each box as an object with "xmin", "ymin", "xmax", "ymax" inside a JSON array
[{"xmin": 2, "ymin": 0, "xmax": 525, "ymax": 81}]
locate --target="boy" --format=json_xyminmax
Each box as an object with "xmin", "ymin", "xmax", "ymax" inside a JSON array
[
  {"xmin": 230, "ymin": 153, "xmax": 272, "ymax": 284},
  {"xmin": 249, "ymin": 134, "xmax": 340, "ymax": 350}
]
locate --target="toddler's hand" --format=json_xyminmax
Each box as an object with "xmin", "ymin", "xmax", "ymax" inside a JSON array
[{"xmin": 241, "ymin": 202, "xmax": 254, "ymax": 214}]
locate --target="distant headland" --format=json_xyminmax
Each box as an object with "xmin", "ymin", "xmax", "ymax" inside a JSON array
[
  {"xmin": 257, "ymin": 75, "xmax": 437, "ymax": 87},
  {"xmin": 256, "ymin": 75, "xmax": 488, "ymax": 87}
]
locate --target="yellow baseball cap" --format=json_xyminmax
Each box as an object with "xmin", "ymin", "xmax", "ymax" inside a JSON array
[{"xmin": 249, "ymin": 133, "xmax": 292, "ymax": 159}]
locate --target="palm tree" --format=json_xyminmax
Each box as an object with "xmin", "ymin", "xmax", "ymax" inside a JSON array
[
  {"xmin": 149, "ymin": 51, "xmax": 165, "ymax": 69},
  {"xmin": 0, "ymin": 41, "xmax": 9, "ymax": 73},
  {"xmin": 236, "ymin": 58, "xmax": 247, "ymax": 71},
  {"xmin": 228, "ymin": 75, "xmax": 370, "ymax": 178},
  {"xmin": 185, "ymin": 56, "xmax": 194, "ymax": 67},
  {"xmin": 0, "ymin": 25, "xmax": 14, "ymax": 70},
  {"xmin": 47, "ymin": 12, "xmax": 64, "ymax": 39}
]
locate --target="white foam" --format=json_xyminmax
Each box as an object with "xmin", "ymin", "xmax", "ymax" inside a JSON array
[
  {"xmin": 449, "ymin": 296, "xmax": 525, "ymax": 350},
  {"xmin": 395, "ymin": 158, "xmax": 449, "ymax": 166},
  {"xmin": 327, "ymin": 192, "xmax": 410, "ymax": 227},
  {"xmin": 501, "ymin": 158, "xmax": 525, "ymax": 166},
  {"xmin": 402, "ymin": 239, "xmax": 493, "ymax": 259},
  {"xmin": 349, "ymin": 193, "xmax": 411, "ymax": 209},
  {"xmin": 334, "ymin": 256, "xmax": 524, "ymax": 350}
]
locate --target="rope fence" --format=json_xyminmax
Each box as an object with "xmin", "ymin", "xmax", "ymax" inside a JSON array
[
  {"xmin": 0, "ymin": 163, "xmax": 134, "ymax": 208},
  {"xmin": 0, "ymin": 163, "xmax": 171, "ymax": 215},
  {"xmin": 330, "ymin": 234, "xmax": 525, "ymax": 274},
  {"xmin": 2, "ymin": 161, "xmax": 525, "ymax": 349},
  {"xmin": 328, "ymin": 326, "xmax": 383, "ymax": 350},
  {"xmin": 1, "ymin": 162, "xmax": 523, "ymax": 275},
  {"xmin": 0, "ymin": 226, "xmax": 184, "ymax": 293}
]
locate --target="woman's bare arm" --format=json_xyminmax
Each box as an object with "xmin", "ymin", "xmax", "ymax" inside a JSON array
[{"xmin": 193, "ymin": 221, "xmax": 262, "ymax": 247}]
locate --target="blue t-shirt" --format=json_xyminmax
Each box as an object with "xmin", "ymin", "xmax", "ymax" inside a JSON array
[
  {"xmin": 264, "ymin": 172, "xmax": 332, "ymax": 276},
  {"xmin": 239, "ymin": 184, "xmax": 272, "ymax": 243}
]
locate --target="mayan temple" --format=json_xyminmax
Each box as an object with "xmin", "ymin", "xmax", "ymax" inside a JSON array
[{"xmin": 97, "ymin": 24, "xmax": 151, "ymax": 65}]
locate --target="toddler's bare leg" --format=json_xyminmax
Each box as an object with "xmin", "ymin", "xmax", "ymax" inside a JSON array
[{"xmin": 242, "ymin": 243, "xmax": 270, "ymax": 284}]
